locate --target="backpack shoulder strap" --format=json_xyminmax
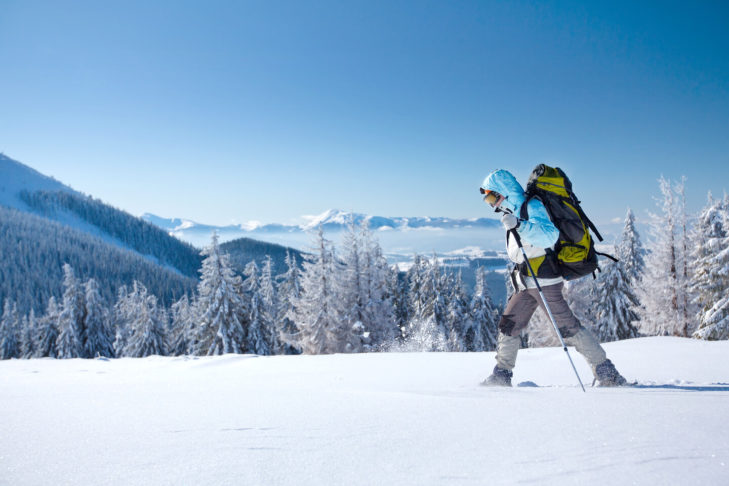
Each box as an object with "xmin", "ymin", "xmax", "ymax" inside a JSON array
[{"xmin": 520, "ymin": 194, "xmax": 534, "ymax": 221}]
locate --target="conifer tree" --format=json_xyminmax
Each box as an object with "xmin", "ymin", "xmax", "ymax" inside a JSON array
[
  {"xmin": 0, "ymin": 300, "xmax": 20, "ymax": 359},
  {"xmin": 192, "ymin": 233, "xmax": 248, "ymax": 355},
  {"xmin": 113, "ymin": 286, "xmax": 131, "ymax": 357},
  {"xmin": 404, "ymin": 255, "xmax": 448, "ymax": 351},
  {"xmin": 169, "ymin": 294, "xmax": 195, "ymax": 355},
  {"xmin": 20, "ymin": 311, "xmax": 36, "ymax": 359},
  {"xmin": 83, "ymin": 278, "xmax": 114, "ymax": 358},
  {"xmin": 637, "ymin": 177, "xmax": 682, "ymax": 336},
  {"xmin": 445, "ymin": 271, "xmax": 468, "ymax": 352},
  {"xmin": 674, "ymin": 177, "xmax": 694, "ymax": 336},
  {"xmin": 243, "ymin": 261, "xmax": 271, "ymax": 355},
  {"xmin": 259, "ymin": 256, "xmax": 280, "ymax": 353},
  {"xmin": 691, "ymin": 193, "xmax": 729, "ymax": 340},
  {"xmin": 593, "ymin": 256, "xmax": 640, "ymax": 341},
  {"xmin": 35, "ymin": 297, "xmax": 60, "ymax": 358},
  {"xmin": 387, "ymin": 266, "xmax": 409, "ymax": 341},
  {"xmin": 122, "ymin": 281, "xmax": 168, "ymax": 357},
  {"xmin": 468, "ymin": 267, "xmax": 498, "ymax": 351},
  {"xmin": 56, "ymin": 264, "xmax": 86, "ymax": 358},
  {"xmin": 277, "ymin": 251, "xmax": 301, "ymax": 354},
  {"xmin": 339, "ymin": 217, "xmax": 367, "ymax": 351},
  {"xmin": 617, "ymin": 208, "xmax": 645, "ymax": 286},
  {"xmin": 360, "ymin": 223, "xmax": 398, "ymax": 349},
  {"xmin": 289, "ymin": 227, "xmax": 350, "ymax": 354}
]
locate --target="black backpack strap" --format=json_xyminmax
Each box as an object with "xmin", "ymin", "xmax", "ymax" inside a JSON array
[
  {"xmin": 520, "ymin": 196, "xmax": 531, "ymax": 221},
  {"xmin": 595, "ymin": 251, "xmax": 619, "ymax": 262},
  {"xmin": 567, "ymin": 194, "xmax": 604, "ymax": 242}
]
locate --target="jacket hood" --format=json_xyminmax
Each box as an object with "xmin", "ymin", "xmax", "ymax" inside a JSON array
[{"xmin": 480, "ymin": 169, "xmax": 525, "ymax": 214}]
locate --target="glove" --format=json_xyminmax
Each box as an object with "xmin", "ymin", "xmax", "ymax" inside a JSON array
[{"xmin": 501, "ymin": 212, "xmax": 520, "ymax": 231}]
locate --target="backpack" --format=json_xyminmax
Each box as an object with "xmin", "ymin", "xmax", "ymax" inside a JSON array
[{"xmin": 520, "ymin": 164, "xmax": 616, "ymax": 280}]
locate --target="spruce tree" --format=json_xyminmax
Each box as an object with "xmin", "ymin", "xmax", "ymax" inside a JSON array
[
  {"xmin": 169, "ymin": 294, "xmax": 195, "ymax": 355},
  {"xmin": 691, "ymin": 193, "xmax": 729, "ymax": 340},
  {"xmin": 243, "ymin": 261, "xmax": 271, "ymax": 355},
  {"xmin": 259, "ymin": 256, "xmax": 280, "ymax": 353},
  {"xmin": 339, "ymin": 217, "xmax": 367, "ymax": 351},
  {"xmin": 122, "ymin": 281, "xmax": 168, "ymax": 357},
  {"xmin": 0, "ymin": 300, "xmax": 20, "ymax": 359},
  {"xmin": 593, "ymin": 256, "xmax": 640, "ymax": 341},
  {"xmin": 617, "ymin": 208, "xmax": 645, "ymax": 285},
  {"xmin": 468, "ymin": 267, "xmax": 498, "ymax": 351},
  {"xmin": 637, "ymin": 177, "xmax": 682, "ymax": 336},
  {"xmin": 289, "ymin": 227, "xmax": 349, "ymax": 354},
  {"xmin": 445, "ymin": 271, "xmax": 468, "ymax": 352},
  {"xmin": 56, "ymin": 264, "xmax": 86, "ymax": 358},
  {"xmin": 20, "ymin": 311, "xmax": 36, "ymax": 359},
  {"xmin": 35, "ymin": 297, "xmax": 60, "ymax": 358},
  {"xmin": 83, "ymin": 278, "xmax": 114, "ymax": 358},
  {"xmin": 277, "ymin": 251, "xmax": 301, "ymax": 354},
  {"xmin": 192, "ymin": 233, "xmax": 248, "ymax": 355},
  {"xmin": 360, "ymin": 223, "xmax": 398, "ymax": 349}
]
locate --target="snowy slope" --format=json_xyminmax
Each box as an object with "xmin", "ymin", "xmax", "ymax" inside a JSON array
[
  {"xmin": 1, "ymin": 337, "xmax": 727, "ymax": 485},
  {"xmin": 0, "ymin": 153, "xmax": 79, "ymax": 210}
]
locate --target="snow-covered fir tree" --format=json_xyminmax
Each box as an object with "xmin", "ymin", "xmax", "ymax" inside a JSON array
[
  {"xmin": 20, "ymin": 311, "xmax": 36, "ymax": 359},
  {"xmin": 445, "ymin": 271, "xmax": 469, "ymax": 352},
  {"xmin": 617, "ymin": 207, "xmax": 645, "ymax": 286},
  {"xmin": 338, "ymin": 218, "xmax": 368, "ymax": 351},
  {"xmin": 35, "ymin": 296, "xmax": 60, "ymax": 358},
  {"xmin": 56, "ymin": 264, "xmax": 86, "ymax": 358},
  {"xmin": 83, "ymin": 278, "xmax": 114, "ymax": 358},
  {"xmin": 192, "ymin": 233, "xmax": 248, "ymax": 355},
  {"xmin": 259, "ymin": 256, "xmax": 280, "ymax": 354},
  {"xmin": 289, "ymin": 227, "xmax": 352, "ymax": 354},
  {"xmin": 276, "ymin": 251, "xmax": 301, "ymax": 354},
  {"xmin": 387, "ymin": 266, "xmax": 409, "ymax": 340},
  {"xmin": 0, "ymin": 300, "xmax": 20, "ymax": 359},
  {"xmin": 592, "ymin": 255, "xmax": 640, "ymax": 341},
  {"xmin": 358, "ymin": 222, "xmax": 398, "ymax": 349},
  {"xmin": 404, "ymin": 255, "xmax": 448, "ymax": 351},
  {"xmin": 691, "ymin": 193, "xmax": 729, "ymax": 340},
  {"xmin": 169, "ymin": 294, "xmax": 195, "ymax": 355},
  {"xmin": 112, "ymin": 286, "xmax": 132, "ymax": 356},
  {"xmin": 637, "ymin": 177, "xmax": 683, "ymax": 336},
  {"xmin": 243, "ymin": 261, "xmax": 271, "ymax": 355},
  {"xmin": 674, "ymin": 177, "xmax": 694, "ymax": 336},
  {"xmin": 121, "ymin": 281, "xmax": 168, "ymax": 357},
  {"xmin": 468, "ymin": 267, "xmax": 498, "ymax": 351}
]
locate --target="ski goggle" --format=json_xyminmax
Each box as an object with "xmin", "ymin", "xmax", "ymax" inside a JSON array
[{"xmin": 480, "ymin": 188, "xmax": 505, "ymax": 207}]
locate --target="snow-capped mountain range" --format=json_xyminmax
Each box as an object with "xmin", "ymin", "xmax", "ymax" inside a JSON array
[
  {"xmin": 143, "ymin": 209, "xmax": 500, "ymax": 235},
  {"xmin": 142, "ymin": 209, "xmax": 504, "ymax": 253}
]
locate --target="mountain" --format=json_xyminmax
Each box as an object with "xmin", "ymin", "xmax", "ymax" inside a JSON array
[
  {"xmin": 144, "ymin": 208, "xmax": 500, "ymax": 240},
  {"xmin": 0, "ymin": 154, "xmax": 302, "ymax": 313}
]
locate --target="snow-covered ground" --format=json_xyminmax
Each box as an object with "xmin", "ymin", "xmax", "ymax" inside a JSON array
[{"xmin": 2, "ymin": 337, "xmax": 728, "ymax": 485}]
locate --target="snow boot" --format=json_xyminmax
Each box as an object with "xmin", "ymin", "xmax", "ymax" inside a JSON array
[
  {"xmin": 481, "ymin": 366, "xmax": 513, "ymax": 387},
  {"xmin": 594, "ymin": 359, "xmax": 627, "ymax": 387}
]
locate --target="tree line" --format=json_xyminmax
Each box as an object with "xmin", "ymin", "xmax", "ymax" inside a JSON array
[{"xmin": 0, "ymin": 220, "xmax": 501, "ymax": 359}]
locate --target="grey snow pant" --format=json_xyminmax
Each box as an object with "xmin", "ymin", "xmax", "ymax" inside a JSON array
[{"xmin": 495, "ymin": 282, "xmax": 607, "ymax": 375}]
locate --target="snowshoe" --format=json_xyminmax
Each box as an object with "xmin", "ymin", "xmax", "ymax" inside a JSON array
[
  {"xmin": 481, "ymin": 366, "xmax": 513, "ymax": 387},
  {"xmin": 594, "ymin": 359, "xmax": 628, "ymax": 387}
]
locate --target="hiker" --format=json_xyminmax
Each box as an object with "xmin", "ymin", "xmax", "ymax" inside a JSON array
[{"xmin": 479, "ymin": 168, "xmax": 627, "ymax": 387}]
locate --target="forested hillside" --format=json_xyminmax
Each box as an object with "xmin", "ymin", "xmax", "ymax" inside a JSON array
[{"xmin": 0, "ymin": 205, "xmax": 196, "ymax": 314}]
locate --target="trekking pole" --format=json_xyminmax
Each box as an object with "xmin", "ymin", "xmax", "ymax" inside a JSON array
[{"xmin": 508, "ymin": 227, "xmax": 586, "ymax": 392}]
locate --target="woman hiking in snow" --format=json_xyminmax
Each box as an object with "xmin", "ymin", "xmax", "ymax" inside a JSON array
[{"xmin": 479, "ymin": 169, "xmax": 627, "ymax": 387}]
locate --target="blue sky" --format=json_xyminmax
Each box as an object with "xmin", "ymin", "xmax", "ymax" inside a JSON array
[{"xmin": 1, "ymin": 0, "xmax": 727, "ymax": 226}]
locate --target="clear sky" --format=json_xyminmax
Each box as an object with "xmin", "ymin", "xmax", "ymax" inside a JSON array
[{"xmin": 1, "ymin": 0, "xmax": 727, "ymax": 226}]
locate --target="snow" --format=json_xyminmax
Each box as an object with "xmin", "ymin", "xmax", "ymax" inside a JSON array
[{"xmin": 1, "ymin": 337, "xmax": 728, "ymax": 485}]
